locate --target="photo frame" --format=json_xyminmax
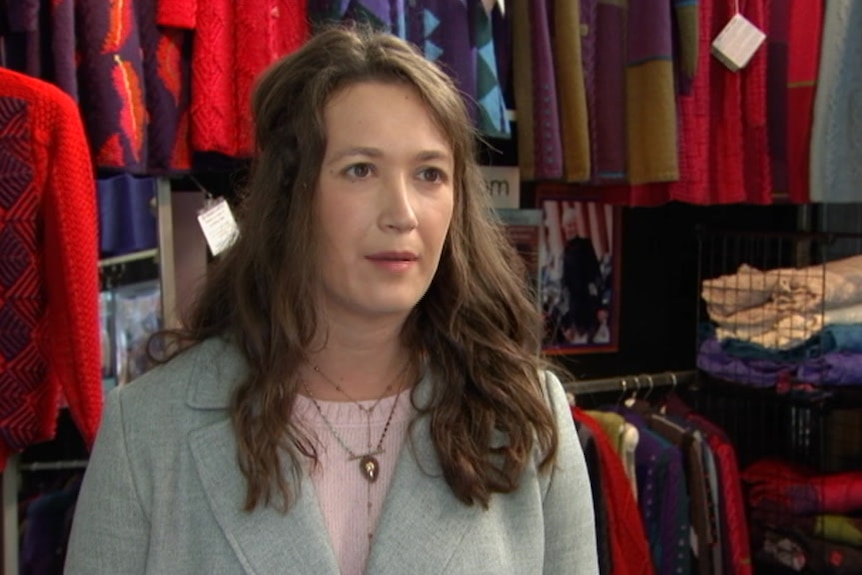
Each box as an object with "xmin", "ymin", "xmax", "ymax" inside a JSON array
[{"xmin": 536, "ymin": 185, "xmax": 622, "ymax": 354}]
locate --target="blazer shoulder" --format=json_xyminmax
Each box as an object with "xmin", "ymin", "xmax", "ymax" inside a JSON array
[
  {"xmin": 114, "ymin": 337, "xmax": 240, "ymax": 415},
  {"xmin": 540, "ymin": 369, "xmax": 572, "ymax": 415}
]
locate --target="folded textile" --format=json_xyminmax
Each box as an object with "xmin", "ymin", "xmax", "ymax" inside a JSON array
[
  {"xmin": 716, "ymin": 312, "xmax": 823, "ymax": 350},
  {"xmin": 702, "ymin": 264, "xmax": 778, "ymax": 317},
  {"xmin": 752, "ymin": 509, "xmax": 862, "ymax": 548},
  {"xmin": 744, "ymin": 459, "xmax": 862, "ymax": 515},
  {"xmin": 797, "ymin": 352, "xmax": 862, "ymax": 386},
  {"xmin": 826, "ymin": 303, "xmax": 862, "ymax": 324},
  {"xmin": 702, "ymin": 254, "xmax": 862, "ymax": 320},
  {"xmin": 698, "ymin": 338, "xmax": 792, "ymax": 387},
  {"xmin": 712, "ymin": 301, "xmax": 817, "ymax": 337},
  {"xmin": 712, "ymin": 304, "xmax": 862, "ymax": 344},
  {"xmin": 754, "ymin": 526, "xmax": 862, "ymax": 575},
  {"xmin": 721, "ymin": 324, "xmax": 862, "ymax": 362}
]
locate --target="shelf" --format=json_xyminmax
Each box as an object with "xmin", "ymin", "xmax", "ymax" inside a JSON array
[{"xmin": 98, "ymin": 248, "xmax": 158, "ymax": 268}]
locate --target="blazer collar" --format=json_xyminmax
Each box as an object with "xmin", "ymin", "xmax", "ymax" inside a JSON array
[{"xmin": 185, "ymin": 338, "xmax": 247, "ymax": 409}]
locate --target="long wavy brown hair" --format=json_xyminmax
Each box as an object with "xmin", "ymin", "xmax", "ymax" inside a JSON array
[{"xmin": 168, "ymin": 26, "xmax": 558, "ymax": 512}]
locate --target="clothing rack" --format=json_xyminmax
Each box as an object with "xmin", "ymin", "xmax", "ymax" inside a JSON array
[{"xmin": 563, "ymin": 369, "xmax": 697, "ymax": 396}]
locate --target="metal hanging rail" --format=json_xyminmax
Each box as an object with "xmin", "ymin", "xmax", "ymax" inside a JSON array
[{"xmin": 562, "ymin": 369, "xmax": 697, "ymax": 396}]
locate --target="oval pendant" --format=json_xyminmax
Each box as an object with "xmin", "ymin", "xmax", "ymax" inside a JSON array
[{"xmin": 359, "ymin": 455, "xmax": 379, "ymax": 483}]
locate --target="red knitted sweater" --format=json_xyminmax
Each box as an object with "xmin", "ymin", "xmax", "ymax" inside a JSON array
[
  {"xmin": 190, "ymin": 0, "xmax": 309, "ymax": 157},
  {"xmin": 0, "ymin": 68, "xmax": 102, "ymax": 469}
]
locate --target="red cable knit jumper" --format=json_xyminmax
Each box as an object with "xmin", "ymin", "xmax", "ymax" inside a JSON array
[
  {"xmin": 0, "ymin": 68, "xmax": 102, "ymax": 470},
  {"xmin": 189, "ymin": 0, "xmax": 309, "ymax": 157}
]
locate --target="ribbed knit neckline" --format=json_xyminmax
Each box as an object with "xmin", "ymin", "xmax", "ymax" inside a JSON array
[{"xmin": 294, "ymin": 390, "xmax": 414, "ymax": 427}]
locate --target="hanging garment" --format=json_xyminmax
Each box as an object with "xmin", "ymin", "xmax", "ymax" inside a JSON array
[
  {"xmin": 625, "ymin": 0, "xmax": 679, "ymax": 184},
  {"xmin": 136, "ymin": 0, "xmax": 193, "ymax": 172},
  {"xmin": 648, "ymin": 413, "xmax": 715, "ymax": 575},
  {"xmin": 190, "ymin": 0, "xmax": 309, "ymax": 158},
  {"xmin": 0, "ymin": 68, "xmax": 102, "ymax": 470},
  {"xmin": 511, "ymin": 0, "xmax": 536, "ymax": 179},
  {"xmin": 699, "ymin": 436, "xmax": 724, "ymax": 575},
  {"xmin": 552, "ymin": 0, "xmax": 590, "ymax": 182},
  {"xmin": 767, "ymin": 0, "xmax": 790, "ymax": 197},
  {"xmin": 51, "ymin": 0, "xmax": 77, "ymax": 100},
  {"xmin": 75, "ymin": 0, "xmax": 192, "ymax": 172},
  {"xmin": 785, "ymin": 0, "xmax": 823, "ymax": 203},
  {"xmin": 579, "ymin": 0, "xmax": 599, "ymax": 182},
  {"xmin": 75, "ymin": 0, "xmax": 147, "ymax": 170},
  {"xmin": 1, "ymin": 0, "xmax": 41, "ymax": 76},
  {"xmin": 20, "ymin": 474, "xmax": 82, "ymax": 575},
  {"xmin": 585, "ymin": 409, "xmax": 642, "ymax": 499},
  {"xmin": 512, "ymin": 0, "xmax": 563, "ymax": 180},
  {"xmin": 404, "ymin": 1, "xmax": 475, "ymax": 127},
  {"xmin": 603, "ymin": 0, "xmax": 771, "ymax": 206},
  {"xmin": 308, "ymin": 1, "xmax": 511, "ymax": 138},
  {"xmin": 576, "ymin": 421, "xmax": 614, "ymax": 575},
  {"xmin": 674, "ymin": 0, "xmax": 700, "ymax": 91},
  {"xmin": 809, "ymin": 0, "xmax": 862, "ymax": 203},
  {"xmin": 768, "ymin": 0, "xmax": 824, "ymax": 203},
  {"xmin": 308, "ymin": 0, "xmax": 400, "ymax": 32},
  {"xmin": 666, "ymin": 394, "xmax": 753, "ymax": 575},
  {"xmin": 615, "ymin": 409, "xmax": 691, "ymax": 575},
  {"xmin": 575, "ymin": 408, "xmax": 654, "ymax": 575},
  {"xmin": 592, "ymin": 0, "xmax": 626, "ymax": 183},
  {"xmin": 472, "ymin": 2, "xmax": 511, "ymax": 138}
]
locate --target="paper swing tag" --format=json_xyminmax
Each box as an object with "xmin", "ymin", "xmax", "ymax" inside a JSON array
[
  {"xmin": 711, "ymin": 13, "xmax": 766, "ymax": 72},
  {"xmin": 197, "ymin": 197, "xmax": 239, "ymax": 256}
]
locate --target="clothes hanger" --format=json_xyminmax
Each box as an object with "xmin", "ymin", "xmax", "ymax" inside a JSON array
[
  {"xmin": 616, "ymin": 378, "xmax": 629, "ymax": 407},
  {"xmin": 643, "ymin": 374, "xmax": 655, "ymax": 402},
  {"xmin": 623, "ymin": 376, "xmax": 641, "ymax": 408}
]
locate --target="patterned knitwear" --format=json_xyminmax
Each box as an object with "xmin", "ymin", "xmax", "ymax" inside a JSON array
[
  {"xmin": 0, "ymin": 68, "xmax": 102, "ymax": 470},
  {"xmin": 190, "ymin": 1, "xmax": 309, "ymax": 157},
  {"xmin": 75, "ymin": 0, "xmax": 192, "ymax": 172}
]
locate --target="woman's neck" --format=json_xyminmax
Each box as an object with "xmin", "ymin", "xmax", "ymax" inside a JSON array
[{"xmin": 303, "ymin": 318, "xmax": 413, "ymax": 402}]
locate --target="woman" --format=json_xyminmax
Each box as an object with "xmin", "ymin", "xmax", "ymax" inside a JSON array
[{"xmin": 65, "ymin": 27, "xmax": 598, "ymax": 575}]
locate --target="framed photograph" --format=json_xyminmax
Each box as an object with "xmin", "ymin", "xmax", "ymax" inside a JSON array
[{"xmin": 536, "ymin": 185, "xmax": 621, "ymax": 354}]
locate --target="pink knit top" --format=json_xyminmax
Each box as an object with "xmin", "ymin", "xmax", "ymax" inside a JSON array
[{"xmin": 295, "ymin": 391, "xmax": 414, "ymax": 575}]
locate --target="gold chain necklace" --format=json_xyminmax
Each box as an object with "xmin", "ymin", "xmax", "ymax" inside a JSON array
[
  {"xmin": 310, "ymin": 363, "xmax": 402, "ymax": 415},
  {"xmin": 301, "ymin": 375, "xmax": 405, "ymax": 483}
]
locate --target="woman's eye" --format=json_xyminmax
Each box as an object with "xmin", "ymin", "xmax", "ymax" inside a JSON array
[
  {"xmin": 346, "ymin": 163, "xmax": 373, "ymax": 178},
  {"xmin": 419, "ymin": 167, "xmax": 446, "ymax": 183}
]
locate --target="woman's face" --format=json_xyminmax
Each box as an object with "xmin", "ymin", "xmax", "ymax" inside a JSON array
[{"xmin": 314, "ymin": 81, "xmax": 455, "ymax": 325}]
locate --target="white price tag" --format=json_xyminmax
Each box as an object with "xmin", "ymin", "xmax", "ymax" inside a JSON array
[
  {"xmin": 711, "ymin": 13, "xmax": 766, "ymax": 72},
  {"xmin": 197, "ymin": 197, "xmax": 239, "ymax": 256}
]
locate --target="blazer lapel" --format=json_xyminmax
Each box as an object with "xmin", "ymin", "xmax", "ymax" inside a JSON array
[
  {"xmin": 184, "ymin": 339, "xmax": 339, "ymax": 575},
  {"xmin": 189, "ymin": 419, "xmax": 341, "ymax": 575},
  {"xmin": 365, "ymin": 378, "xmax": 480, "ymax": 575}
]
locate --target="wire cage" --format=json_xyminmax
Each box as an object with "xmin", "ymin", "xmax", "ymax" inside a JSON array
[{"xmin": 691, "ymin": 228, "xmax": 862, "ymax": 575}]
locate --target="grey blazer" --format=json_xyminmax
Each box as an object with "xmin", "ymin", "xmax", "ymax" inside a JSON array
[{"xmin": 64, "ymin": 338, "xmax": 598, "ymax": 574}]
